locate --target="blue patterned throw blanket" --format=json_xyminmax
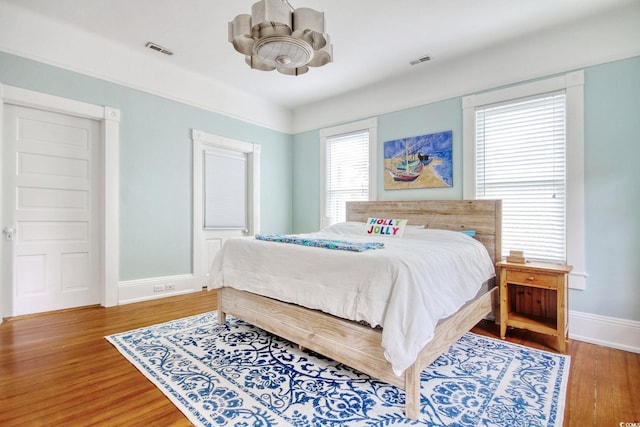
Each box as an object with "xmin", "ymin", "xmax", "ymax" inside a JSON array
[{"xmin": 255, "ymin": 234, "xmax": 384, "ymax": 252}]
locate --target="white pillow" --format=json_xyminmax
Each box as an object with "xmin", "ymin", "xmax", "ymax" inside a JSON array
[{"xmin": 321, "ymin": 221, "xmax": 366, "ymax": 236}]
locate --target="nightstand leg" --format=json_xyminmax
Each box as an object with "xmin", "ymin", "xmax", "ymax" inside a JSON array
[
  {"xmin": 557, "ymin": 275, "xmax": 568, "ymax": 353},
  {"xmin": 499, "ymin": 268, "xmax": 508, "ymax": 339}
]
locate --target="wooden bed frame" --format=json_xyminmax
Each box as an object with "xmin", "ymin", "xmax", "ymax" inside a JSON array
[{"xmin": 217, "ymin": 200, "xmax": 502, "ymax": 420}]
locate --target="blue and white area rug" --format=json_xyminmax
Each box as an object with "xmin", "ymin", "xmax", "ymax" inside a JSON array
[{"xmin": 106, "ymin": 311, "xmax": 570, "ymax": 426}]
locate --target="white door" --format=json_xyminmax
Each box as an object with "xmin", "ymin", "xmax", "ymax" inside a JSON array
[
  {"xmin": 2, "ymin": 105, "xmax": 101, "ymax": 316},
  {"xmin": 192, "ymin": 130, "xmax": 260, "ymax": 289},
  {"xmin": 201, "ymin": 147, "xmax": 249, "ymax": 280}
]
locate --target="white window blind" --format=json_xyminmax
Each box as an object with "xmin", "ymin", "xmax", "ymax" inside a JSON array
[
  {"xmin": 204, "ymin": 150, "xmax": 247, "ymax": 229},
  {"xmin": 476, "ymin": 91, "xmax": 566, "ymax": 263},
  {"xmin": 325, "ymin": 130, "xmax": 370, "ymax": 223}
]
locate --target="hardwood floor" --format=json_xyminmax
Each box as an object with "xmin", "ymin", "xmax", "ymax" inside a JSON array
[{"xmin": 1, "ymin": 290, "xmax": 638, "ymax": 426}]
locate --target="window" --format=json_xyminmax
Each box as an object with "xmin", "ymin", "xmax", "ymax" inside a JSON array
[
  {"xmin": 204, "ymin": 150, "xmax": 247, "ymax": 229},
  {"xmin": 320, "ymin": 118, "xmax": 377, "ymax": 226},
  {"xmin": 475, "ymin": 92, "xmax": 566, "ymax": 263},
  {"xmin": 463, "ymin": 71, "xmax": 586, "ymax": 288}
]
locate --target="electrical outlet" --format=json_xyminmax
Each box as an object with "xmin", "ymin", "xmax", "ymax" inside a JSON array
[
  {"xmin": 153, "ymin": 284, "xmax": 165, "ymax": 292},
  {"xmin": 165, "ymin": 283, "xmax": 175, "ymax": 291}
]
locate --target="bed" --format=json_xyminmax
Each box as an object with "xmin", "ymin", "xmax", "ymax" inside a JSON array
[{"xmin": 210, "ymin": 199, "xmax": 502, "ymax": 420}]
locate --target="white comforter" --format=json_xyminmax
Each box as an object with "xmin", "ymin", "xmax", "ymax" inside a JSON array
[{"xmin": 208, "ymin": 222, "xmax": 495, "ymax": 375}]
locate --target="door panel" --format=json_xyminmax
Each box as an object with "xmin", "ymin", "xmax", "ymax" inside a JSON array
[
  {"xmin": 200, "ymin": 147, "xmax": 249, "ymax": 285},
  {"xmin": 191, "ymin": 130, "xmax": 260, "ymax": 289},
  {"xmin": 3, "ymin": 105, "xmax": 101, "ymax": 316}
]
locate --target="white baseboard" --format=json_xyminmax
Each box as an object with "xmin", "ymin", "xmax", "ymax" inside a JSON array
[
  {"xmin": 118, "ymin": 274, "xmax": 197, "ymax": 305},
  {"xmin": 570, "ymin": 310, "xmax": 640, "ymax": 354}
]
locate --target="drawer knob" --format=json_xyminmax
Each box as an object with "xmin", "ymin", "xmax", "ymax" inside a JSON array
[{"xmin": 527, "ymin": 276, "xmax": 535, "ymax": 281}]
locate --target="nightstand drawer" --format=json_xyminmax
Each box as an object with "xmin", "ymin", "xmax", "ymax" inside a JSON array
[{"xmin": 506, "ymin": 270, "xmax": 558, "ymax": 288}]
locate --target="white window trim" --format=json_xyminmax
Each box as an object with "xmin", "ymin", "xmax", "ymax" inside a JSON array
[
  {"xmin": 462, "ymin": 71, "xmax": 586, "ymax": 290},
  {"xmin": 319, "ymin": 118, "xmax": 377, "ymax": 229}
]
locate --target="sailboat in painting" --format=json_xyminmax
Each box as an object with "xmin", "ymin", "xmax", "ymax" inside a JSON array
[
  {"xmin": 387, "ymin": 161, "xmax": 423, "ymax": 181},
  {"xmin": 386, "ymin": 140, "xmax": 424, "ymax": 182},
  {"xmin": 393, "ymin": 159, "xmax": 420, "ymax": 171}
]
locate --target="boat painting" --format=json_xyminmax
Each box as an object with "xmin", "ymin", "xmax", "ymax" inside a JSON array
[
  {"xmin": 393, "ymin": 159, "xmax": 421, "ymax": 171},
  {"xmin": 383, "ymin": 130, "xmax": 453, "ymax": 189},
  {"xmin": 388, "ymin": 161, "xmax": 424, "ymax": 181}
]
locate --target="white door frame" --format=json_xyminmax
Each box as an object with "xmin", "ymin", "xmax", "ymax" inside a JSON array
[
  {"xmin": 0, "ymin": 83, "xmax": 120, "ymax": 322},
  {"xmin": 191, "ymin": 129, "xmax": 260, "ymax": 289}
]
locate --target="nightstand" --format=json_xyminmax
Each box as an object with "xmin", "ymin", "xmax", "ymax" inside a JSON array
[{"xmin": 497, "ymin": 260, "xmax": 573, "ymax": 353}]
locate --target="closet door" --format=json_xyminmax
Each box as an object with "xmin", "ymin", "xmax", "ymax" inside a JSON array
[{"xmin": 3, "ymin": 105, "xmax": 101, "ymax": 316}]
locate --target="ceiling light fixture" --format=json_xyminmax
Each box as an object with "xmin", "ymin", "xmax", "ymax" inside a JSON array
[{"xmin": 228, "ymin": 0, "xmax": 333, "ymax": 76}]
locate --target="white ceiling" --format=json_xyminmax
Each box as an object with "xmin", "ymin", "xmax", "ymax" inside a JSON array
[{"xmin": 1, "ymin": 0, "xmax": 635, "ymax": 111}]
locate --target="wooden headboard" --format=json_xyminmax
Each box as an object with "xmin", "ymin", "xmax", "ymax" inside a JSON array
[{"xmin": 346, "ymin": 200, "xmax": 502, "ymax": 265}]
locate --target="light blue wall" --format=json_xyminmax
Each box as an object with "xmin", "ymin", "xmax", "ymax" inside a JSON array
[
  {"xmin": 3, "ymin": 51, "xmax": 638, "ymax": 321},
  {"xmin": 292, "ymin": 129, "xmax": 321, "ymax": 232},
  {"xmin": 0, "ymin": 52, "xmax": 293, "ymax": 281},
  {"xmin": 292, "ymin": 98, "xmax": 463, "ymax": 232},
  {"xmin": 377, "ymin": 98, "xmax": 463, "ymax": 201},
  {"xmin": 292, "ymin": 56, "xmax": 640, "ymax": 322},
  {"xmin": 573, "ymin": 57, "xmax": 640, "ymax": 319}
]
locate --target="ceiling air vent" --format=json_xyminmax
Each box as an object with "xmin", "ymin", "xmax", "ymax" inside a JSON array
[
  {"xmin": 146, "ymin": 42, "xmax": 174, "ymax": 56},
  {"xmin": 409, "ymin": 54, "xmax": 431, "ymax": 66}
]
